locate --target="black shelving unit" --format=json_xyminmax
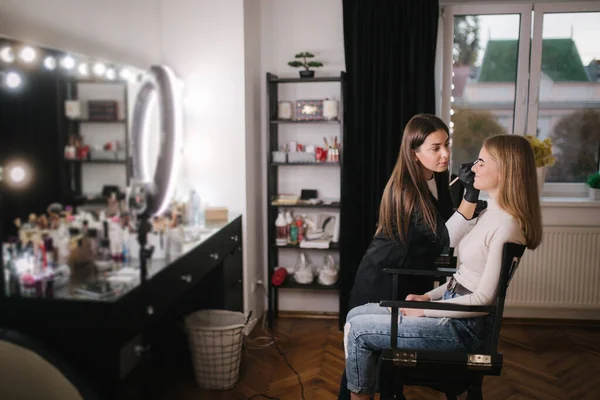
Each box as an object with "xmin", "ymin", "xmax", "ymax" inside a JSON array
[
  {"xmin": 269, "ymin": 203, "xmax": 340, "ymax": 209},
  {"xmin": 59, "ymin": 79, "xmax": 130, "ymax": 204},
  {"xmin": 271, "ymin": 162, "xmax": 340, "ymax": 166},
  {"xmin": 66, "ymin": 159, "xmax": 127, "ymax": 164},
  {"xmin": 266, "ymin": 72, "xmax": 346, "ymax": 328},
  {"xmin": 269, "ymin": 119, "xmax": 340, "ymax": 124},
  {"xmin": 272, "ymin": 242, "xmax": 340, "ymax": 251}
]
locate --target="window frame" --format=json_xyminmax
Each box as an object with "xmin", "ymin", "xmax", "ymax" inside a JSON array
[
  {"xmin": 528, "ymin": 1, "xmax": 600, "ymax": 196},
  {"xmin": 441, "ymin": 3, "xmax": 532, "ymax": 135},
  {"xmin": 441, "ymin": 1, "xmax": 600, "ymax": 198}
]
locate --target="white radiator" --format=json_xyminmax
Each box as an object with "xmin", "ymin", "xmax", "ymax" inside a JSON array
[{"xmin": 505, "ymin": 226, "xmax": 600, "ymax": 319}]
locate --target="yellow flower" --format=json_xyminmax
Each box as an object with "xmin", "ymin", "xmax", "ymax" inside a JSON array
[{"xmin": 525, "ymin": 135, "xmax": 556, "ymax": 168}]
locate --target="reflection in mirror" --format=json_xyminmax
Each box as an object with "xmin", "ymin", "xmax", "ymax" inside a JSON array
[{"xmin": 0, "ymin": 36, "xmax": 175, "ymax": 301}]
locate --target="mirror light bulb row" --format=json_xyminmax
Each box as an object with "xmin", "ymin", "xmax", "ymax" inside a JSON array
[{"xmin": 0, "ymin": 42, "xmax": 143, "ymax": 88}]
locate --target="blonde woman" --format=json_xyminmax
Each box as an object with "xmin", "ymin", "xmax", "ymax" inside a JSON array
[{"xmin": 343, "ymin": 135, "xmax": 543, "ymax": 399}]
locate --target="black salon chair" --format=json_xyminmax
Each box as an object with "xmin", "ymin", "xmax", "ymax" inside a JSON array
[
  {"xmin": 378, "ymin": 242, "xmax": 527, "ymax": 400},
  {"xmin": 0, "ymin": 329, "xmax": 102, "ymax": 400}
]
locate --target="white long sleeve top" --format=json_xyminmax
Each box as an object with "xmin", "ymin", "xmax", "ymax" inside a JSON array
[{"xmin": 423, "ymin": 196, "xmax": 526, "ymax": 318}]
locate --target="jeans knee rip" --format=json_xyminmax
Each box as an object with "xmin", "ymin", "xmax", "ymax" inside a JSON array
[{"xmin": 343, "ymin": 321, "xmax": 351, "ymax": 360}]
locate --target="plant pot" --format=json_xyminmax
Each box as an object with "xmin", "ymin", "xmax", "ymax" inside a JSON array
[
  {"xmin": 590, "ymin": 187, "xmax": 600, "ymax": 201},
  {"xmin": 299, "ymin": 70, "xmax": 315, "ymax": 78},
  {"xmin": 536, "ymin": 167, "xmax": 546, "ymax": 195}
]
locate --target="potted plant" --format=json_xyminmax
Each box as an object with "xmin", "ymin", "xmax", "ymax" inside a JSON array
[
  {"xmin": 587, "ymin": 171, "xmax": 600, "ymax": 200},
  {"xmin": 288, "ymin": 52, "xmax": 323, "ymax": 78},
  {"xmin": 525, "ymin": 135, "xmax": 556, "ymax": 194}
]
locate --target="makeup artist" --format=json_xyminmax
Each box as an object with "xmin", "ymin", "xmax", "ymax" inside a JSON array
[{"xmin": 338, "ymin": 114, "xmax": 479, "ymax": 399}]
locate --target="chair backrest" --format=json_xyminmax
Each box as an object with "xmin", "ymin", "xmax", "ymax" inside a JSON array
[{"xmin": 487, "ymin": 242, "xmax": 526, "ymax": 353}]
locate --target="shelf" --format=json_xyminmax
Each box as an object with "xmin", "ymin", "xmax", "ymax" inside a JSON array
[
  {"xmin": 271, "ymin": 162, "xmax": 339, "ymax": 166},
  {"xmin": 270, "ymin": 119, "xmax": 340, "ymax": 124},
  {"xmin": 66, "ymin": 159, "xmax": 127, "ymax": 164},
  {"xmin": 276, "ymin": 277, "xmax": 339, "ymax": 290},
  {"xmin": 64, "ymin": 78, "xmax": 129, "ymax": 84},
  {"xmin": 269, "ymin": 76, "xmax": 341, "ymax": 84},
  {"xmin": 72, "ymin": 197, "xmax": 107, "ymax": 205},
  {"xmin": 273, "ymin": 242, "xmax": 339, "ymax": 251},
  {"xmin": 70, "ymin": 120, "xmax": 126, "ymax": 124},
  {"xmin": 270, "ymin": 202, "xmax": 340, "ymax": 209}
]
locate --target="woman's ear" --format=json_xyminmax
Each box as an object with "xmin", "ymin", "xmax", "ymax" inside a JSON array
[{"xmin": 412, "ymin": 149, "xmax": 419, "ymax": 163}]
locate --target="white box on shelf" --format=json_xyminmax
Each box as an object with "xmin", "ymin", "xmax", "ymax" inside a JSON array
[
  {"xmin": 287, "ymin": 152, "xmax": 316, "ymax": 163},
  {"xmin": 65, "ymin": 100, "xmax": 87, "ymax": 119},
  {"xmin": 272, "ymin": 151, "xmax": 287, "ymax": 163}
]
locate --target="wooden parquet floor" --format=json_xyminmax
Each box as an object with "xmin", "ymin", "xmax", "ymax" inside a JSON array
[{"xmin": 151, "ymin": 317, "xmax": 600, "ymax": 400}]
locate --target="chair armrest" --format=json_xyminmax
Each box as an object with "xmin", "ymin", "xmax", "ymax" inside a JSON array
[
  {"xmin": 383, "ymin": 267, "xmax": 457, "ymax": 277},
  {"xmin": 379, "ymin": 300, "xmax": 495, "ymax": 314}
]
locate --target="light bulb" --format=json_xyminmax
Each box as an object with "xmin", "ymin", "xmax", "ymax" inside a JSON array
[
  {"xmin": 19, "ymin": 47, "xmax": 36, "ymax": 63},
  {"xmin": 9, "ymin": 166, "xmax": 26, "ymax": 183},
  {"xmin": 78, "ymin": 63, "xmax": 89, "ymax": 76},
  {"xmin": 105, "ymin": 68, "xmax": 116, "ymax": 80},
  {"xmin": 93, "ymin": 62, "xmax": 106, "ymax": 76},
  {"xmin": 61, "ymin": 56, "xmax": 75, "ymax": 70},
  {"xmin": 1, "ymin": 46, "xmax": 15, "ymax": 63},
  {"xmin": 119, "ymin": 68, "xmax": 133, "ymax": 82},
  {"xmin": 44, "ymin": 56, "xmax": 57, "ymax": 70},
  {"xmin": 5, "ymin": 72, "xmax": 22, "ymax": 89}
]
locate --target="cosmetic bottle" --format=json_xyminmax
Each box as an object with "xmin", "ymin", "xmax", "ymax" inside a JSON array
[
  {"xmin": 275, "ymin": 212, "xmax": 287, "ymax": 246},
  {"xmin": 296, "ymin": 217, "xmax": 305, "ymax": 243},
  {"xmin": 284, "ymin": 211, "xmax": 293, "ymax": 242},
  {"xmin": 289, "ymin": 222, "xmax": 298, "ymax": 246},
  {"xmin": 87, "ymin": 228, "xmax": 98, "ymax": 258}
]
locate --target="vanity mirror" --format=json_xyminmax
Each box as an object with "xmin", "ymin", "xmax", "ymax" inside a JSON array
[
  {"xmin": 0, "ymin": 35, "xmax": 182, "ymax": 302},
  {"xmin": 0, "ymin": 35, "xmax": 150, "ymax": 236}
]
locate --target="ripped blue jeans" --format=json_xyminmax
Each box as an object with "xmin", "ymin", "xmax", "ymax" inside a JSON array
[{"xmin": 343, "ymin": 290, "xmax": 492, "ymax": 395}]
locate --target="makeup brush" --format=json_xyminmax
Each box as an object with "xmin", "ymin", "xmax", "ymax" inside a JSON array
[{"xmin": 449, "ymin": 160, "xmax": 478, "ymax": 186}]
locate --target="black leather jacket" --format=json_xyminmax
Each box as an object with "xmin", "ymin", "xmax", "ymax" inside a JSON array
[{"xmin": 348, "ymin": 174, "xmax": 455, "ymax": 310}]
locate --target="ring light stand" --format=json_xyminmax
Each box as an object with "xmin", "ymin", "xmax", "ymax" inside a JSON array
[{"xmin": 128, "ymin": 65, "xmax": 182, "ymax": 286}]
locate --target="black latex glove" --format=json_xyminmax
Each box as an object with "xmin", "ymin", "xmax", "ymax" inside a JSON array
[{"xmin": 459, "ymin": 162, "xmax": 480, "ymax": 203}]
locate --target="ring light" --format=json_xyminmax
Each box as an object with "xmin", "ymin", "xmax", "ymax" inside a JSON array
[{"xmin": 130, "ymin": 65, "xmax": 182, "ymax": 216}]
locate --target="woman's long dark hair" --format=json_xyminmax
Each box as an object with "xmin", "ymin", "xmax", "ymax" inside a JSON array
[{"xmin": 376, "ymin": 114, "xmax": 450, "ymax": 244}]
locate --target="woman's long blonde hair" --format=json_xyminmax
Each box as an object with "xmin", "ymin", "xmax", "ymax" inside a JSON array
[
  {"xmin": 484, "ymin": 135, "xmax": 543, "ymax": 249},
  {"xmin": 376, "ymin": 114, "xmax": 449, "ymax": 244}
]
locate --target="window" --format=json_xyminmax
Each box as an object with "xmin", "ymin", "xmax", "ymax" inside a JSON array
[{"xmin": 441, "ymin": 2, "xmax": 600, "ymax": 193}]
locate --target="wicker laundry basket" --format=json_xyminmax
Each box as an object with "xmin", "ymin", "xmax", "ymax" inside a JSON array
[{"xmin": 185, "ymin": 309, "xmax": 246, "ymax": 390}]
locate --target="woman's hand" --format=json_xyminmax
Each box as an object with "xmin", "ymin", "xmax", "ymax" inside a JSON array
[
  {"xmin": 458, "ymin": 162, "xmax": 480, "ymax": 203},
  {"xmin": 405, "ymin": 294, "xmax": 430, "ymax": 302},
  {"xmin": 400, "ymin": 308, "xmax": 425, "ymax": 317},
  {"xmin": 399, "ymin": 294, "xmax": 429, "ymax": 317}
]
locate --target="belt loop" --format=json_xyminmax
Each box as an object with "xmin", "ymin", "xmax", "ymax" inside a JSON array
[{"xmin": 447, "ymin": 277, "xmax": 457, "ymax": 291}]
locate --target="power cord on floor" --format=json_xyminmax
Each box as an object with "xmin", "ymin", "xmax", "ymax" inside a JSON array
[
  {"xmin": 247, "ymin": 285, "xmax": 306, "ymax": 400},
  {"xmin": 247, "ymin": 394, "xmax": 280, "ymax": 400}
]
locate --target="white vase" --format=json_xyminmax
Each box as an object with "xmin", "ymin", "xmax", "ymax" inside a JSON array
[
  {"xmin": 536, "ymin": 167, "xmax": 546, "ymax": 195},
  {"xmin": 590, "ymin": 187, "xmax": 600, "ymax": 201}
]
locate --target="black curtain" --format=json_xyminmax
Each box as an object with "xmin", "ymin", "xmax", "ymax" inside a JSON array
[
  {"xmin": 339, "ymin": 0, "xmax": 440, "ymax": 328},
  {"xmin": 0, "ymin": 71, "xmax": 62, "ymax": 237}
]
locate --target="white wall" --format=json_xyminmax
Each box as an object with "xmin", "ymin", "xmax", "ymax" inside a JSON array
[
  {"xmin": 260, "ymin": 0, "xmax": 345, "ymax": 312},
  {"xmin": 160, "ymin": 0, "xmax": 265, "ymax": 317},
  {"xmin": 0, "ymin": 0, "xmax": 161, "ymax": 67}
]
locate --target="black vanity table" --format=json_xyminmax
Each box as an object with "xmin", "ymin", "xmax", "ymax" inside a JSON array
[{"xmin": 0, "ymin": 215, "xmax": 243, "ymax": 398}]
